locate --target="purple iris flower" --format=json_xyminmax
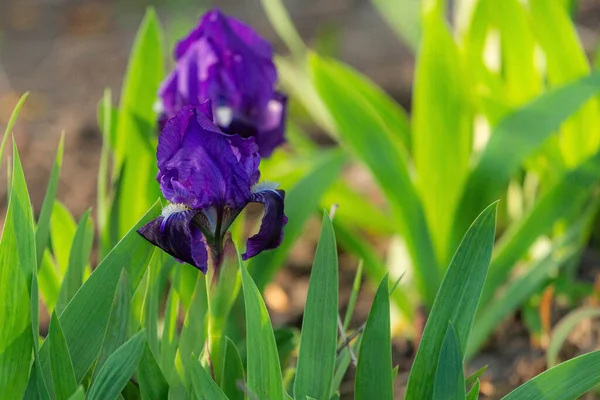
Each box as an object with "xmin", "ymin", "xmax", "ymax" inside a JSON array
[
  {"xmin": 157, "ymin": 8, "xmax": 287, "ymax": 158},
  {"xmin": 138, "ymin": 103, "xmax": 287, "ymax": 273}
]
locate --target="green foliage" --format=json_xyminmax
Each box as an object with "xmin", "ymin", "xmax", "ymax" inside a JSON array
[
  {"xmin": 241, "ymin": 263, "xmax": 284, "ymax": 400},
  {"xmin": 406, "ymin": 204, "xmax": 497, "ymax": 399},
  {"xmin": 294, "ymin": 213, "xmax": 338, "ymax": 400},
  {"xmin": 355, "ymin": 275, "xmax": 393, "ymax": 400},
  {"xmin": 48, "ymin": 313, "xmax": 77, "ymax": 400},
  {"xmin": 0, "ymin": 142, "xmax": 35, "ymax": 399},
  {"xmin": 433, "ymin": 323, "xmax": 465, "ymax": 400},
  {"xmin": 4, "ymin": 2, "xmax": 600, "ymax": 399}
]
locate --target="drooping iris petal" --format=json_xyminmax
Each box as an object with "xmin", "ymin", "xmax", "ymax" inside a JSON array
[
  {"xmin": 137, "ymin": 209, "xmax": 209, "ymax": 273},
  {"xmin": 242, "ymin": 189, "xmax": 287, "ymax": 260},
  {"xmin": 159, "ymin": 8, "xmax": 286, "ymax": 157},
  {"xmin": 157, "ymin": 105, "xmax": 260, "ymax": 210}
]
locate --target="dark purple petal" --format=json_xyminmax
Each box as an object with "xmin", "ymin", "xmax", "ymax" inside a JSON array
[
  {"xmin": 157, "ymin": 105, "xmax": 260, "ymax": 210},
  {"xmin": 242, "ymin": 189, "xmax": 287, "ymax": 260},
  {"xmin": 160, "ymin": 8, "xmax": 285, "ymax": 157},
  {"xmin": 137, "ymin": 209, "xmax": 209, "ymax": 273}
]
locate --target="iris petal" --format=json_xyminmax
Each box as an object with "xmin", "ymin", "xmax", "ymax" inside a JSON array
[
  {"xmin": 157, "ymin": 105, "xmax": 260, "ymax": 210},
  {"xmin": 242, "ymin": 189, "xmax": 287, "ymax": 260},
  {"xmin": 137, "ymin": 209, "xmax": 209, "ymax": 273}
]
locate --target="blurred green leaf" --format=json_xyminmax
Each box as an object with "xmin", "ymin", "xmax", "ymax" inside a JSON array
[
  {"xmin": 97, "ymin": 89, "xmax": 114, "ymax": 239},
  {"xmin": 547, "ymin": 307, "xmax": 600, "ymax": 368},
  {"xmin": 371, "ymin": 0, "xmax": 420, "ymax": 51},
  {"xmin": 39, "ymin": 201, "xmax": 160, "ymax": 390},
  {"xmin": 413, "ymin": 9, "xmax": 471, "ymax": 263},
  {"xmin": 343, "ymin": 260, "xmax": 363, "ymax": 331},
  {"xmin": 333, "ymin": 221, "xmax": 413, "ymax": 319},
  {"xmin": 241, "ymin": 263, "xmax": 284, "ymax": 400},
  {"xmin": 469, "ymin": 226, "xmax": 582, "ymax": 356},
  {"xmin": 38, "ymin": 250, "xmax": 60, "ymax": 313},
  {"xmin": 503, "ymin": 350, "xmax": 600, "ymax": 399},
  {"xmin": 49, "ymin": 313, "xmax": 77, "ymax": 400},
  {"xmin": 495, "ymin": 0, "xmax": 541, "ymax": 105},
  {"xmin": 50, "ymin": 201, "xmax": 77, "ymax": 276},
  {"xmin": 355, "ymin": 275, "xmax": 393, "ymax": 400},
  {"xmin": 88, "ymin": 331, "xmax": 146, "ymax": 400},
  {"xmin": 35, "ymin": 134, "xmax": 64, "ymax": 268},
  {"xmin": 466, "ymin": 379, "xmax": 480, "ymax": 400},
  {"xmin": 322, "ymin": 180, "xmax": 395, "ymax": 236},
  {"xmin": 295, "ymin": 213, "xmax": 339, "ymax": 400},
  {"xmin": 455, "ymin": 71, "xmax": 600, "ymax": 244},
  {"xmin": 406, "ymin": 203, "xmax": 497, "ymax": 399},
  {"xmin": 529, "ymin": 0, "xmax": 599, "ymax": 166},
  {"xmin": 311, "ymin": 54, "xmax": 440, "ymax": 306},
  {"xmin": 465, "ymin": 365, "xmax": 488, "ymax": 389},
  {"xmin": 115, "ymin": 8, "xmax": 163, "ymax": 237},
  {"xmin": 138, "ymin": 343, "xmax": 169, "ymax": 400},
  {"xmin": 433, "ymin": 323, "xmax": 465, "ymax": 400},
  {"xmin": 482, "ymin": 151, "xmax": 600, "ymax": 307},
  {"xmin": 276, "ymin": 56, "xmax": 337, "ymax": 135},
  {"xmin": 220, "ymin": 337, "xmax": 245, "ymax": 400},
  {"xmin": 190, "ymin": 356, "xmax": 228, "ymax": 400},
  {"xmin": 0, "ymin": 141, "xmax": 35, "ymax": 399},
  {"xmin": 56, "ymin": 209, "xmax": 94, "ymax": 314},
  {"xmin": 250, "ymin": 149, "xmax": 345, "ymax": 290},
  {"xmin": 0, "ymin": 92, "xmax": 28, "ymax": 169},
  {"xmin": 260, "ymin": 0, "xmax": 305, "ymax": 59}
]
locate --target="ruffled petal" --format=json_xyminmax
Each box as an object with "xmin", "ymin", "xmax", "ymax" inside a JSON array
[
  {"xmin": 242, "ymin": 189, "xmax": 287, "ymax": 260},
  {"xmin": 137, "ymin": 209, "xmax": 209, "ymax": 273},
  {"xmin": 157, "ymin": 105, "xmax": 260, "ymax": 210}
]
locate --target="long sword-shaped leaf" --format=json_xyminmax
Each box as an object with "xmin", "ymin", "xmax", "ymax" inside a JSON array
[
  {"xmin": 502, "ymin": 350, "xmax": 600, "ymax": 399},
  {"xmin": 413, "ymin": 9, "xmax": 471, "ymax": 263},
  {"xmin": 241, "ymin": 263, "xmax": 284, "ymax": 400},
  {"xmin": 0, "ymin": 141, "xmax": 35, "ymax": 399},
  {"xmin": 48, "ymin": 313, "xmax": 77, "ymax": 400},
  {"xmin": 115, "ymin": 8, "xmax": 163, "ymax": 237},
  {"xmin": 0, "ymin": 93, "xmax": 28, "ymax": 169},
  {"xmin": 433, "ymin": 323, "xmax": 465, "ymax": 400},
  {"xmin": 35, "ymin": 134, "xmax": 64, "ymax": 268},
  {"xmin": 87, "ymin": 331, "xmax": 146, "ymax": 400},
  {"xmin": 355, "ymin": 275, "xmax": 393, "ymax": 400},
  {"xmin": 294, "ymin": 213, "xmax": 338, "ymax": 400},
  {"xmin": 406, "ymin": 204, "xmax": 497, "ymax": 399}
]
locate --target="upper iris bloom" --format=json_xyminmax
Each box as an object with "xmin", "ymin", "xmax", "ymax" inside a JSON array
[
  {"xmin": 157, "ymin": 8, "xmax": 287, "ymax": 158},
  {"xmin": 138, "ymin": 102, "xmax": 287, "ymax": 273}
]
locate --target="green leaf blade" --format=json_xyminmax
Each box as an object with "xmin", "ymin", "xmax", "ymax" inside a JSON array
[
  {"xmin": 241, "ymin": 263, "xmax": 284, "ymax": 400},
  {"xmin": 48, "ymin": 313, "xmax": 77, "ymax": 400},
  {"xmin": 433, "ymin": 323, "xmax": 465, "ymax": 400},
  {"xmin": 220, "ymin": 338, "xmax": 245, "ymax": 400},
  {"xmin": 0, "ymin": 141, "xmax": 35, "ymax": 399},
  {"xmin": 406, "ymin": 203, "xmax": 497, "ymax": 399},
  {"xmin": 87, "ymin": 331, "xmax": 146, "ymax": 400},
  {"xmin": 503, "ymin": 351, "xmax": 600, "ymax": 399},
  {"xmin": 35, "ymin": 134, "xmax": 64, "ymax": 267},
  {"xmin": 355, "ymin": 275, "xmax": 393, "ymax": 400},
  {"xmin": 294, "ymin": 213, "xmax": 339, "ymax": 400}
]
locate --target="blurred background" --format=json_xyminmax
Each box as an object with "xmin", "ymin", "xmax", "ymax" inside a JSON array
[{"xmin": 3, "ymin": 0, "xmax": 600, "ymax": 397}]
